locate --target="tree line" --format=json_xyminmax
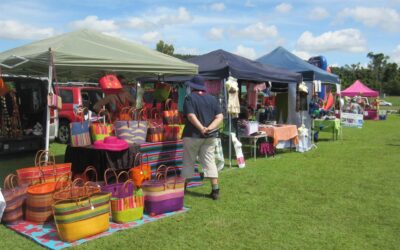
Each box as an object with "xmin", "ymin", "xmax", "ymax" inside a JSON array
[{"xmin": 156, "ymin": 40, "xmax": 400, "ymax": 96}]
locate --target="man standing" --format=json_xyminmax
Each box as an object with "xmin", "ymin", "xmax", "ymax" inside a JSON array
[{"xmin": 182, "ymin": 75, "xmax": 223, "ymax": 200}]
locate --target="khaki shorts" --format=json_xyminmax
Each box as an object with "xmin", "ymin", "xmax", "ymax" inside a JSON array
[{"xmin": 182, "ymin": 137, "xmax": 218, "ymax": 179}]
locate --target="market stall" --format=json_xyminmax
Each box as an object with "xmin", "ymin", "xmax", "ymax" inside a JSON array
[
  {"xmin": 257, "ymin": 46, "xmax": 341, "ymax": 146},
  {"xmin": 341, "ymin": 80, "xmax": 379, "ymax": 120}
]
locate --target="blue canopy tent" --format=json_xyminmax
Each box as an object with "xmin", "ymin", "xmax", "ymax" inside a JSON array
[
  {"xmin": 257, "ymin": 47, "xmax": 341, "ymax": 150},
  {"xmin": 140, "ymin": 49, "xmax": 302, "ymax": 167}
]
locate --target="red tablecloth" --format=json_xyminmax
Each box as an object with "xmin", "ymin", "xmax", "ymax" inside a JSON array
[{"xmin": 259, "ymin": 125, "xmax": 299, "ymax": 146}]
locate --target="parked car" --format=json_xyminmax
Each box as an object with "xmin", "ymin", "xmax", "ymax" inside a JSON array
[
  {"xmin": 55, "ymin": 83, "xmax": 104, "ymax": 144},
  {"xmin": 379, "ymin": 100, "xmax": 392, "ymax": 106}
]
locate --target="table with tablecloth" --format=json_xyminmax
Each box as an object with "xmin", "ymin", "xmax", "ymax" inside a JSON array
[
  {"xmin": 313, "ymin": 119, "xmax": 341, "ymax": 140},
  {"xmin": 364, "ymin": 109, "xmax": 378, "ymax": 120},
  {"xmin": 64, "ymin": 144, "xmax": 140, "ymax": 179},
  {"xmin": 258, "ymin": 124, "xmax": 299, "ymax": 147},
  {"xmin": 139, "ymin": 140, "xmax": 202, "ymax": 187}
]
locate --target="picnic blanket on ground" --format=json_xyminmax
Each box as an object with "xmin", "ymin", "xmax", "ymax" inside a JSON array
[{"xmin": 5, "ymin": 208, "xmax": 189, "ymax": 250}]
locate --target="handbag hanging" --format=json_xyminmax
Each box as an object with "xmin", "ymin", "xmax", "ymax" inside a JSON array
[
  {"xmin": 90, "ymin": 109, "xmax": 114, "ymax": 142},
  {"xmin": 1, "ymin": 174, "xmax": 29, "ymax": 224},
  {"xmin": 153, "ymin": 82, "xmax": 172, "ymax": 102},
  {"xmin": 146, "ymin": 109, "xmax": 164, "ymax": 142},
  {"xmin": 47, "ymin": 92, "xmax": 62, "ymax": 109},
  {"xmin": 142, "ymin": 165, "xmax": 185, "ymax": 215},
  {"xmin": 98, "ymin": 74, "xmax": 122, "ymax": 94},
  {"xmin": 70, "ymin": 107, "xmax": 91, "ymax": 147},
  {"xmin": 110, "ymin": 179, "xmax": 144, "ymax": 223},
  {"xmin": 101, "ymin": 169, "xmax": 133, "ymax": 197},
  {"xmin": 163, "ymin": 99, "xmax": 180, "ymax": 125}
]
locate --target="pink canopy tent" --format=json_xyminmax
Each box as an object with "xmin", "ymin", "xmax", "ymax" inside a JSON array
[{"xmin": 341, "ymin": 80, "xmax": 379, "ymax": 97}]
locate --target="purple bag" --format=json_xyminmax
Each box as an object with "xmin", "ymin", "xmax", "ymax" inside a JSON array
[
  {"xmin": 101, "ymin": 169, "xmax": 133, "ymax": 197},
  {"xmin": 141, "ymin": 165, "xmax": 185, "ymax": 215}
]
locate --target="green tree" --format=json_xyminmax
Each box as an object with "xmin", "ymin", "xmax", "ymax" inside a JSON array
[
  {"xmin": 156, "ymin": 40, "xmax": 174, "ymax": 55},
  {"xmin": 367, "ymin": 52, "xmax": 389, "ymax": 94}
]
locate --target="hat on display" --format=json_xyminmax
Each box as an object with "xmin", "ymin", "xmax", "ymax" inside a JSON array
[
  {"xmin": 186, "ymin": 75, "xmax": 206, "ymax": 91},
  {"xmin": 93, "ymin": 136, "xmax": 129, "ymax": 151}
]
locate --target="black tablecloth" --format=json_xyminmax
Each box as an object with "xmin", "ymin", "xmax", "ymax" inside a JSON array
[{"xmin": 64, "ymin": 144, "xmax": 139, "ymax": 179}]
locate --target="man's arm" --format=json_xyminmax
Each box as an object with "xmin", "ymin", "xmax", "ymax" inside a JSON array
[
  {"xmin": 206, "ymin": 113, "xmax": 223, "ymax": 132},
  {"xmin": 187, "ymin": 113, "xmax": 207, "ymax": 135}
]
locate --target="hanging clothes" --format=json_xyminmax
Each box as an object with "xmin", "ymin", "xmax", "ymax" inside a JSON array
[
  {"xmin": 225, "ymin": 77, "xmax": 240, "ymax": 118},
  {"xmin": 275, "ymin": 93, "xmax": 288, "ymax": 124},
  {"xmin": 246, "ymin": 82, "xmax": 266, "ymax": 109},
  {"xmin": 178, "ymin": 84, "xmax": 187, "ymax": 112},
  {"xmin": 205, "ymin": 80, "xmax": 222, "ymax": 95}
]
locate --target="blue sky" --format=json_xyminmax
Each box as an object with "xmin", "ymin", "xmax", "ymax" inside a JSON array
[{"xmin": 0, "ymin": 0, "xmax": 399, "ymax": 66}]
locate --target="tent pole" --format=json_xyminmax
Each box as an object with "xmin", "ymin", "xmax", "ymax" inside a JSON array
[
  {"xmin": 223, "ymin": 78, "xmax": 231, "ymax": 168},
  {"xmin": 45, "ymin": 50, "xmax": 53, "ymax": 155}
]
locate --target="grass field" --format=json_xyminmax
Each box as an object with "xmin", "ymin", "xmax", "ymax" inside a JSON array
[{"xmin": 1, "ymin": 114, "xmax": 399, "ymax": 249}]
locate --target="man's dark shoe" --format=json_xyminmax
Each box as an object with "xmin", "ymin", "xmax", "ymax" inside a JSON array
[{"xmin": 209, "ymin": 189, "xmax": 219, "ymax": 200}]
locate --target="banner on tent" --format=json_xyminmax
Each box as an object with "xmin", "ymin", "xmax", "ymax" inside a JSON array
[{"xmin": 341, "ymin": 113, "xmax": 363, "ymax": 128}]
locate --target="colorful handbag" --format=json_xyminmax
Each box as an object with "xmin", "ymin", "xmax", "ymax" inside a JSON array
[
  {"xmin": 110, "ymin": 179, "xmax": 144, "ymax": 223},
  {"xmin": 114, "ymin": 109, "xmax": 148, "ymax": 144},
  {"xmin": 164, "ymin": 125, "xmax": 181, "ymax": 141},
  {"xmin": 142, "ymin": 165, "xmax": 185, "ymax": 215},
  {"xmin": 153, "ymin": 83, "xmax": 172, "ymax": 102},
  {"xmin": 47, "ymin": 92, "xmax": 62, "ymax": 109},
  {"xmin": 25, "ymin": 177, "xmax": 68, "ymax": 224},
  {"xmin": 90, "ymin": 109, "xmax": 114, "ymax": 142},
  {"xmin": 1, "ymin": 174, "xmax": 28, "ymax": 224},
  {"xmin": 130, "ymin": 153, "xmax": 151, "ymax": 187},
  {"xmin": 70, "ymin": 107, "xmax": 91, "ymax": 147},
  {"xmin": 53, "ymin": 192, "xmax": 111, "ymax": 242},
  {"xmin": 146, "ymin": 110, "xmax": 164, "ymax": 142},
  {"xmin": 101, "ymin": 169, "xmax": 133, "ymax": 197},
  {"xmin": 53, "ymin": 178, "xmax": 101, "ymax": 202},
  {"xmin": 17, "ymin": 150, "xmax": 72, "ymax": 185},
  {"xmin": 163, "ymin": 99, "xmax": 180, "ymax": 125},
  {"xmin": 99, "ymin": 74, "xmax": 122, "ymax": 93}
]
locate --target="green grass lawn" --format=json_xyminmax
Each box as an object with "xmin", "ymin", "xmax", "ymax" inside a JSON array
[{"xmin": 1, "ymin": 115, "xmax": 400, "ymax": 249}]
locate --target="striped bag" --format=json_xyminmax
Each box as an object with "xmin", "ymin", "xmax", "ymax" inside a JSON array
[
  {"xmin": 90, "ymin": 109, "xmax": 113, "ymax": 142},
  {"xmin": 26, "ymin": 179, "xmax": 68, "ymax": 224},
  {"xmin": 1, "ymin": 174, "xmax": 28, "ymax": 224},
  {"xmin": 141, "ymin": 165, "xmax": 185, "ymax": 215},
  {"xmin": 53, "ymin": 192, "xmax": 111, "ymax": 242},
  {"xmin": 70, "ymin": 107, "xmax": 91, "ymax": 147},
  {"xmin": 17, "ymin": 150, "xmax": 71, "ymax": 186},
  {"xmin": 115, "ymin": 109, "xmax": 148, "ymax": 144},
  {"xmin": 110, "ymin": 180, "xmax": 144, "ymax": 223}
]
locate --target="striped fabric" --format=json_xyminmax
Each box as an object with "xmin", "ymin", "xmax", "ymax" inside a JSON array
[
  {"xmin": 17, "ymin": 163, "xmax": 71, "ymax": 186},
  {"xmin": 139, "ymin": 140, "xmax": 203, "ymax": 188},
  {"xmin": 115, "ymin": 120, "xmax": 148, "ymax": 144},
  {"xmin": 111, "ymin": 190, "xmax": 144, "ymax": 212},
  {"xmin": 70, "ymin": 120, "xmax": 91, "ymax": 147},
  {"xmin": 53, "ymin": 193, "xmax": 111, "ymax": 224}
]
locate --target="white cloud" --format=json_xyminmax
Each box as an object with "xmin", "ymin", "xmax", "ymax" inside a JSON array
[
  {"xmin": 338, "ymin": 7, "xmax": 400, "ymax": 32},
  {"xmin": 158, "ymin": 7, "xmax": 192, "ymax": 26},
  {"xmin": 70, "ymin": 16, "xmax": 118, "ymax": 32},
  {"xmin": 296, "ymin": 29, "xmax": 367, "ymax": 53},
  {"xmin": 231, "ymin": 22, "xmax": 278, "ymax": 41},
  {"xmin": 175, "ymin": 47, "xmax": 200, "ymax": 55},
  {"xmin": 0, "ymin": 20, "xmax": 54, "ymax": 40},
  {"xmin": 234, "ymin": 45, "xmax": 257, "ymax": 60},
  {"xmin": 126, "ymin": 17, "xmax": 155, "ymax": 30},
  {"xmin": 245, "ymin": 0, "xmax": 255, "ymax": 7},
  {"xmin": 292, "ymin": 50, "xmax": 311, "ymax": 60},
  {"xmin": 140, "ymin": 31, "xmax": 161, "ymax": 43},
  {"xmin": 207, "ymin": 27, "xmax": 224, "ymax": 40},
  {"xmin": 392, "ymin": 44, "xmax": 400, "ymax": 63},
  {"xmin": 276, "ymin": 3, "xmax": 292, "ymax": 13},
  {"xmin": 309, "ymin": 7, "xmax": 329, "ymax": 20},
  {"xmin": 210, "ymin": 3, "xmax": 226, "ymax": 12}
]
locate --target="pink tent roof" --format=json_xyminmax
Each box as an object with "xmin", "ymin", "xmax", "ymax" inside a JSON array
[{"xmin": 341, "ymin": 80, "xmax": 379, "ymax": 97}]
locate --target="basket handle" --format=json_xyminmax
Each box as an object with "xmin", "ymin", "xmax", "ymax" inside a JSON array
[
  {"xmin": 97, "ymin": 108, "xmax": 111, "ymax": 124},
  {"xmin": 165, "ymin": 99, "xmax": 172, "ymax": 111},
  {"xmin": 3, "ymin": 174, "xmax": 17, "ymax": 190},
  {"xmin": 119, "ymin": 179, "xmax": 136, "ymax": 196},
  {"xmin": 133, "ymin": 153, "xmax": 142, "ymax": 169},
  {"xmin": 82, "ymin": 165, "xmax": 98, "ymax": 183},
  {"xmin": 164, "ymin": 166, "xmax": 179, "ymax": 189},
  {"xmin": 104, "ymin": 168, "xmax": 117, "ymax": 185},
  {"xmin": 116, "ymin": 170, "xmax": 129, "ymax": 183}
]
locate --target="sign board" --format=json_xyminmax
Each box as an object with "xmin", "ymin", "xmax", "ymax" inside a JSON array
[{"xmin": 341, "ymin": 112, "xmax": 363, "ymax": 128}]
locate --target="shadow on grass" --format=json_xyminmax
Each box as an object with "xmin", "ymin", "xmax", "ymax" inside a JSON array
[
  {"xmin": 185, "ymin": 190, "xmax": 210, "ymax": 199},
  {"xmin": 387, "ymin": 143, "xmax": 400, "ymax": 146}
]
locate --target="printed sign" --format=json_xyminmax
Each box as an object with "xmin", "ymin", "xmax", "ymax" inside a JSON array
[{"xmin": 341, "ymin": 112, "xmax": 364, "ymax": 128}]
